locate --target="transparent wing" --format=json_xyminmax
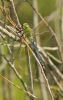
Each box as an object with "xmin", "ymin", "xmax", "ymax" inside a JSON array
[{"xmin": 33, "ymin": 17, "xmax": 53, "ymax": 45}]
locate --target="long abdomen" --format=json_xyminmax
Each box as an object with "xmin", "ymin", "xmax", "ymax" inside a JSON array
[{"xmin": 30, "ymin": 39, "xmax": 44, "ymax": 67}]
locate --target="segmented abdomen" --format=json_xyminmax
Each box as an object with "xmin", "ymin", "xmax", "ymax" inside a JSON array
[{"xmin": 30, "ymin": 39, "xmax": 44, "ymax": 67}]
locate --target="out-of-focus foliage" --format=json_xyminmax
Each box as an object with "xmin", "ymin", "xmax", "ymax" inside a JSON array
[
  {"xmin": 0, "ymin": 0, "xmax": 63, "ymax": 100},
  {"xmin": 15, "ymin": 0, "xmax": 56, "ymax": 23}
]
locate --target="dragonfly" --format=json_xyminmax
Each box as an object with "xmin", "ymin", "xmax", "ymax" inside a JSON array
[
  {"xmin": 0, "ymin": 5, "xmax": 52, "ymax": 66},
  {"xmin": 22, "ymin": 21, "xmax": 51, "ymax": 67}
]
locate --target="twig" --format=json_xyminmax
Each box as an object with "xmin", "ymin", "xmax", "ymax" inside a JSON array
[
  {"xmin": 0, "ymin": 32, "xmax": 12, "ymax": 54},
  {"xmin": 38, "ymin": 46, "xmax": 63, "ymax": 79},
  {"xmin": 9, "ymin": 0, "xmax": 21, "ymax": 27},
  {"xmin": 43, "ymin": 64, "xmax": 63, "ymax": 94},
  {"xmin": 0, "ymin": 53, "xmax": 32, "ymax": 99},
  {"xmin": 0, "ymin": 74, "xmax": 37, "ymax": 99},
  {"xmin": 0, "ymin": 4, "xmax": 54, "ymax": 100},
  {"xmin": 1, "ymin": 0, "xmax": 6, "ymax": 27},
  {"xmin": 0, "ymin": 25, "xmax": 19, "ymax": 40},
  {"xmin": 50, "ymin": 71, "xmax": 63, "ymax": 92},
  {"xmin": 0, "ymin": 42, "xmax": 24, "ymax": 48},
  {"xmin": 22, "ymin": 38, "xmax": 54, "ymax": 100},
  {"xmin": 27, "ymin": 0, "xmax": 63, "ymax": 66},
  {"xmin": 0, "ymin": 6, "xmax": 23, "ymax": 37},
  {"xmin": 46, "ymin": 52, "xmax": 62, "ymax": 64},
  {"xmin": 25, "ymin": 46, "xmax": 34, "ymax": 100},
  {"xmin": 43, "ymin": 47, "xmax": 58, "ymax": 51}
]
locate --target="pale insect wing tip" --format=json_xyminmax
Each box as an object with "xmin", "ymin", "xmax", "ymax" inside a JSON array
[
  {"xmin": 33, "ymin": 17, "xmax": 53, "ymax": 44},
  {"xmin": 33, "ymin": 16, "xmax": 49, "ymax": 33}
]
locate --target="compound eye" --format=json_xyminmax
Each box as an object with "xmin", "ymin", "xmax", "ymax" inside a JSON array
[
  {"xmin": 25, "ymin": 25, "xmax": 29, "ymax": 28},
  {"xmin": 23, "ymin": 23, "xmax": 30, "ymax": 30}
]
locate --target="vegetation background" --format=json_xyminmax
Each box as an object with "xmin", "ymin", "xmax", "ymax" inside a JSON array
[{"xmin": 0, "ymin": 0, "xmax": 63, "ymax": 100}]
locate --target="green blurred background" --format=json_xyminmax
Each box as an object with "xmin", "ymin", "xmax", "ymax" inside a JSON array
[{"xmin": 0, "ymin": 0, "xmax": 62, "ymax": 100}]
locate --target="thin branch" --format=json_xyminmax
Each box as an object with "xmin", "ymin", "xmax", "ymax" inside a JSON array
[
  {"xmin": 0, "ymin": 6, "xmax": 23, "ymax": 37},
  {"xmin": 38, "ymin": 46, "xmax": 63, "ymax": 79},
  {"xmin": 9, "ymin": 0, "xmax": 21, "ymax": 27},
  {"xmin": 0, "ymin": 32, "xmax": 12, "ymax": 54},
  {"xmin": 43, "ymin": 47, "xmax": 58, "ymax": 51},
  {"xmin": 27, "ymin": 0, "xmax": 63, "ymax": 65},
  {"xmin": 43, "ymin": 64, "xmax": 63, "ymax": 94},
  {"xmin": 50, "ymin": 71, "xmax": 63, "ymax": 92},
  {"xmin": 33, "ymin": 0, "xmax": 48, "ymax": 100},
  {"xmin": 46, "ymin": 52, "xmax": 62, "ymax": 64},
  {"xmin": 0, "ymin": 25, "xmax": 19, "ymax": 40},
  {"xmin": 0, "ymin": 20, "xmax": 17, "ymax": 36},
  {"xmin": 0, "ymin": 53, "xmax": 32, "ymax": 99},
  {"xmin": 0, "ymin": 74, "xmax": 37, "ymax": 99},
  {"xmin": 25, "ymin": 46, "xmax": 34, "ymax": 100},
  {"xmin": 22, "ymin": 38, "xmax": 54, "ymax": 100}
]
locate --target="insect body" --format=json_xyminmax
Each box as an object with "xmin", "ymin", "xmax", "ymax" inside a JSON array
[{"xmin": 23, "ymin": 23, "xmax": 44, "ymax": 66}]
